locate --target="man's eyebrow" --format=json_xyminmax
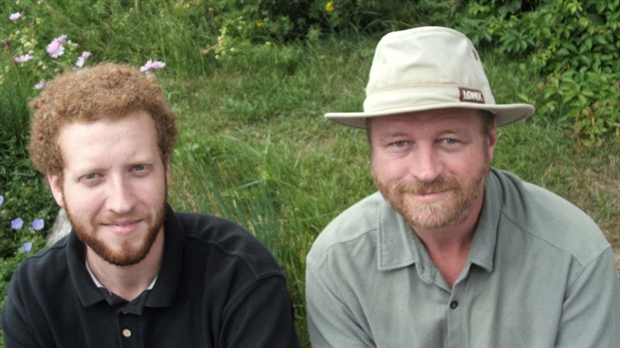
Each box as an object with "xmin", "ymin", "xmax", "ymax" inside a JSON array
[
  {"xmin": 438, "ymin": 125, "xmax": 474, "ymax": 135},
  {"xmin": 378, "ymin": 131, "xmax": 409, "ymax": 139}
]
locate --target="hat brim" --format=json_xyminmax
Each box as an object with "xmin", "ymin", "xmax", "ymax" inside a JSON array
[{"xmin": 325, "ymin": 103, "xmax": 535, "ymax": 129}]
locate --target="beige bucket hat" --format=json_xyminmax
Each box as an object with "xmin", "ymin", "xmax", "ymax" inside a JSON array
[{"xmin": 325, "ymin": 26, "xmax": 535, "ymax": 128}]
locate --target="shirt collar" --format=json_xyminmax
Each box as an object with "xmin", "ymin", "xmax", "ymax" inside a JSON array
[
  {"xmin": 467, "ymin": 169, "xmax": 502, "ymax": 273},
  {"xmin": 84, "ymin": 259, "xmax": 158, "ymax": 290},
  {"xmin": 376, "ymin": 169, "xmax": 503, "ymax": 275}
]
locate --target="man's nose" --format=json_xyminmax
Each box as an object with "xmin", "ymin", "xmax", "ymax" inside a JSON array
[
  {"xmin": 409, "ymin": 145, "xmax": 443, "ymax": 183},
  {"xmin": 105, "ymin": 175, "xmax": 135, "ymax": 214}
]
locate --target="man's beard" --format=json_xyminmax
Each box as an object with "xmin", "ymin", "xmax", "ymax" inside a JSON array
[
  {"xmin": 64, "ymin": 198, "xmax": 166, "ymax": 267},
  {"xmin": 373, "ymin": 159, "xmax": 490, "ymax": 231}
]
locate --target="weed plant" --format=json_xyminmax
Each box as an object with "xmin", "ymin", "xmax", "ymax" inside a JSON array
[
  {"xmin": 457, "ymin": 0, "xmax": 620, "ymax": 145},
  {"xmin": 0, "ymin": 51, "xmax": 56, "ymax": 320},
  {"xmin": 0, "ymin": 1, "xmax": 618, "ymax": 347}
]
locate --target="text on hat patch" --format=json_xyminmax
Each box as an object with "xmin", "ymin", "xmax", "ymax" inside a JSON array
[{"xmin": 459, "ymin": 87, "xmax": 485, "ymax": 104}]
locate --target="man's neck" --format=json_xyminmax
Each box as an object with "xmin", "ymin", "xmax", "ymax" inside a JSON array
[
  {"xmin": 86, "ymin": 230, "xmax": 165, "ymax": 302},
  {"xmin": 413, "ymin": 193, "xmax": 484, "ymax": 287}
]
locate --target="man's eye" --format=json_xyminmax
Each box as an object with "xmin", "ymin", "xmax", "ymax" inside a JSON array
[
  {"xmin": 444, "ymin": 138, "xmax": 458, "ymax": 144},
  {"xmin": 133, "ymin": 165, "xmax": 146, "ymax": 171},
  {"xmin": 84, "ymin": 173, "xmax": 98, "ymax": 180},
  {"xmin": 394, "ymin": 140, "xmax": 406, "ymax": 147}
]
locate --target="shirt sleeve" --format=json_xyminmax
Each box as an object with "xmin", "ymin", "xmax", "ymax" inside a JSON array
[
  {"xmin": 220, "ymin": 275, "xmax": 300, "ymax": 348},
  {"xmin": 555, "ymin": 246, "xmax": 620, "ymax": 347},
  {"xmin": 306, "ymin": 261, "xmax": 374, "ymax": 347},
  {"xmin": 1, "ymin": 271, "xmax": 43, "ymax": 348}
]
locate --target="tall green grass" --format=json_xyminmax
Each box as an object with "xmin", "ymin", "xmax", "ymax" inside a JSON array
[{"xmin": 1, "ymin": 1, "xmax": 618, "ymax": 346}]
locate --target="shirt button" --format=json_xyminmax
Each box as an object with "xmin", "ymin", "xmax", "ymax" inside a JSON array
[
  {"xmin": 122, "ymin": 329, "xmax": 132, "ymax": 338},
  {"xmin": 450, "ymin": 301, "xmax": 459, "ymax": 309}
]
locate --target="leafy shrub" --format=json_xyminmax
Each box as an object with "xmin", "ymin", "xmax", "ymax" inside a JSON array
[
  {"xmin": 457, "ymin": 0, "xmax": 620, "ymax": 145},
  {"xmin": 202, "ymin": 0, "xmax": 459, "ymax": 60},
  {"xmin": 0, "ymin": 51, "xmax": 56, "ymax": 259},
  {"xmin": 0, "ymin": 55, "xmax": 57, "ymax": 317}
]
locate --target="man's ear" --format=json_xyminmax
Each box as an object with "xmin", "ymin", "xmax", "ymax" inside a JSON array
[{"xmin": 47, "ymin": 173, "xmax": 65, "ymax": 208}]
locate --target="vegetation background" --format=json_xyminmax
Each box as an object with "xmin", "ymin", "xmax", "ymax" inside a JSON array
[{"xmin": 0, "ymin": 0, "xmax": 618, "ymax": 346}]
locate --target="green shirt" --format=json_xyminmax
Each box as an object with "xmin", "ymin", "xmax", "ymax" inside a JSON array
[{"xmin": 306, "ymin": 169, "xmax": 620, "ymax": 347}]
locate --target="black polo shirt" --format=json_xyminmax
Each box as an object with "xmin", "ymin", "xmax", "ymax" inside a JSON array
[{"xmin": 1, "ymin": 205, "xmax": 300, "ymax": 347}]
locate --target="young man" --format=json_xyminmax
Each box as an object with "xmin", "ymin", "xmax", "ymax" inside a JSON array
[
  {"xmin": 306, "ymin": 26, "xmax": 619, "ymax": 347},
  {"xmin": 1, "ymin": 63, "xmax": 300, "ymax": 347}
]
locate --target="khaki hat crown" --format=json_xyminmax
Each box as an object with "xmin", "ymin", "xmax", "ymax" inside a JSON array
[{"xmin": 325, "ymin": 26, "xmax": 535, "ymax": 128}]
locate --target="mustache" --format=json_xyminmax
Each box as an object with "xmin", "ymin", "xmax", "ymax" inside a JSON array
[{"xmin": 391, "ymin": 177, "xmax": 461, "ymax": 195}]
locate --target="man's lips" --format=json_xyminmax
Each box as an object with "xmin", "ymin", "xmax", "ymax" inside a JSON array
[
  {"xmin": 100, "ymin": 219, "xmax": 142, "ymax": 235},
  {"xmin": 408, "ymin": 190, "xmax": 450, "ymax": 203}
]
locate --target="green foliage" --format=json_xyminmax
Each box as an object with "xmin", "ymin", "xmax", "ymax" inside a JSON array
[
  {"xmin": 0, "ymin": 164, "xmax": 56, "ymax": 259},
  {"xmin": 457, "ymin": 0, "xmax": 620, "ymax": 145},
  {"xmin": 0, "ymin": 24, "xmax": 59, "ymax": 346},
  {"xmin": 206, "ymin": 0, "xmax": 377, "ymax": 41},
  {"xmin": 0, "ymin": 57, "xmax": 56, "ymax": 256},
  {"xmin": 0, "ymin": 56, "xmax": 57, "ymax": 345},
  {"xmin": 202, "ymin": 0, "xmax": 459, "ymax": 61},
  {"xmin": 1, "ymin": 1, "xmax": 618, "ymax": 346}
]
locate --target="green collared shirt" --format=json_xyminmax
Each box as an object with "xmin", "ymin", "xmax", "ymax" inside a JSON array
[{"xmin": 306, "ymin": 169, "xmax": 620, "ymax": 347}]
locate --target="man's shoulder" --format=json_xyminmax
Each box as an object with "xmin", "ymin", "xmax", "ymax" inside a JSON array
[
  {"xmin": 493, "ymin": 169, "xmax": 609, "ymax": 261},
  {"xmin": 172, "ymin": 211, "xmax": 283, "ymax": 276},
  {"xmin": 9, "ymin": 237, "xmax": 71, "ymax": 289},
  {"xmin": 307, "ymin": 192, "xmax": 383, "ymax": 268}
]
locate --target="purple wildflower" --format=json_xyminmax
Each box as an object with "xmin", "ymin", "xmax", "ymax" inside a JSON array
[
  {"xmin": 14, "ymin": 54, "xmax": 33, "ymax": 63},
  {"xmin": 46, "ymin": 35, "xmax": 68, "ymax": 58},
  {"xmin": 31, "ymin": 218, "xmax": 45, "ymax": 231},
  {"xmin": 140, "ymin": 59, "xmax": 166, "ymax": 75},
  {"xmin": 0, "ymin": 195, "xmax": 4, "ymax": 206},
  {"xmin": 75, "ymin": 51, "xmax": 91, "ymax": 67},
  {"xmin": 9, "ymin": 12, "xmax": 22, "ymax": 21},
  {"xmin": 19, "ymin": 242, "xmax": 33, "ymax": 253},
  {"xmin": 34, "ymin": 81, "xmax": 47, "ymax": 90},
  {"xmin": 11, "ymin": 218, "xmax": 24, "ymax": 230}
]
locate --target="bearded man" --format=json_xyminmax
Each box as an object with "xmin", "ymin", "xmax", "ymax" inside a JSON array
[
  {"xmin": 305, "ymin": 26, "xmax": 619, "ymax": 347},
  {"xmin": 1, "ymin": 63, "xmax": 300, "ymax": 347}
]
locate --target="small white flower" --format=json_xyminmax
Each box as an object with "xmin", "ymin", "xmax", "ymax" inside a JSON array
[
  {"xmin": 14, "ymin": 54, "xmax": 33, "ymax": 63},
  {"xmin": 9, "ymin": 12, "xmax": 22, "ymax": 21},
  {"xmin": 75, "ymin": 51, "xmax": 91, "ymax": 67}
]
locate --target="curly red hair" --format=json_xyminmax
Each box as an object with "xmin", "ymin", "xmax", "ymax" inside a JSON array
[{"xmin": 29, "ymin": 62, "xmax": 177, "ymax": 177}]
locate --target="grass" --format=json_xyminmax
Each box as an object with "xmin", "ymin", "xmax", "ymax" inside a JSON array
[{"xmin": 1, "ymin": 2, "xmax": 618, "ymax": 345}]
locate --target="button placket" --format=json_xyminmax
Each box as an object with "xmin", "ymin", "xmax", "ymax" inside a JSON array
[
  {"xmin": 447, "ymin": 281, "xmax": 466, "ymax": 347},
  {"xmin": 118, "ymin": 309, "xmax": 140, "ymax": 347}
]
